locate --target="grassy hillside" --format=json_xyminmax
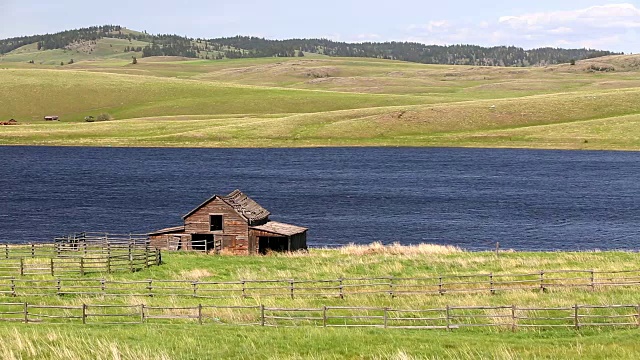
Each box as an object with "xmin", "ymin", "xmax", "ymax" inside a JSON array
[
  {"xmin": 0, "ymin": 37, "xmax": 147, "ymax": 65},
  {"xmin": 2, "ymin": 247, "xmax": 640, "ymax": 359},
  {"xmin": 1, "ymin": 55, "xmax": 640, "ymax": 149}
]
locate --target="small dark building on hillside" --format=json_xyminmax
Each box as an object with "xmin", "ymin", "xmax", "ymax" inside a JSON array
[{"xmin": 149, "ymin": 190, "xmax": 307, "ymax": 254}]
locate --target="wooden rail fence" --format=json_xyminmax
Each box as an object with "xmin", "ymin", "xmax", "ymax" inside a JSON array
[
  {"xmin": 1, "ymin": 269, "xmax": 640, "ymax": 298},
  {"xmin": 0, "ymin": 234, "xmax": 161, "ymax": 276},
  {"xmin": 1, "ymin": 302, "xmax": 639, "ymax": 330}
]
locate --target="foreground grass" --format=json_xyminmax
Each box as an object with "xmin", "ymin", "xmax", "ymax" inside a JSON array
[
  {"xmin": 1, "ymin": 55, "xmax": 640, "ymax": 150},
  {"xmin": 1, "ymin": 325, "xmax": 639, "ymax": 359},
  {"xmin": 2, "ymin": 247, "xmax": 640, "ymax": 358}
]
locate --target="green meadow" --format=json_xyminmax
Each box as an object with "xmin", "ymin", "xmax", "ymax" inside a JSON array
[
  {"xmin": 1, "ymin": 53, "xmax": 640, "ymax": 149},
  {"xmin": 2, "ymin": 247, "xmax": 640, "ymax": 359}
]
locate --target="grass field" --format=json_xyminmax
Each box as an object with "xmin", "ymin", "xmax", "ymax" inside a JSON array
[
  {"xmin": 2, "ymin": 246, "xmax": 640, "ymax": 359},
  {"xmin": 1, "ymin": 53, "xmax": 640, "ymax": 149}
]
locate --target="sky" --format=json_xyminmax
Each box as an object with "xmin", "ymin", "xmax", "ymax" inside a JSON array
[{"xmin": 0, "ymin": 0, "xmax": 639, "ymax": 52}]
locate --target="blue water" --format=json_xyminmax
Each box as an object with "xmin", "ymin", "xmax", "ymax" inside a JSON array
[{"xmin": 0, "ymin": 146, "xmax": 638, "ymax": 251}]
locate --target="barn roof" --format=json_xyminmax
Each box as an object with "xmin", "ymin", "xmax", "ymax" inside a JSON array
[
  {"xmin": 183, "ymin": 189, "xmax": 270, "ymax": 223},
  {"xmin": 250, "ymin": 221, "xmax": 307, "ymax": 236},
  {"xmin": 148, "ymin": 225, "xmax": 185, "ymax": 236}
]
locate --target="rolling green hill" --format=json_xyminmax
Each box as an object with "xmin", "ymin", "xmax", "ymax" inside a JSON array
[{"xmin": 0, "ymin": 41, "xmax": 639, "ymax": 149}]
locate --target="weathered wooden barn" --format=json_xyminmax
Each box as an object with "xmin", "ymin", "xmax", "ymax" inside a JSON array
[{"xmin": 149, "ymin": 190, "xmax": 307, "ymax": 254}]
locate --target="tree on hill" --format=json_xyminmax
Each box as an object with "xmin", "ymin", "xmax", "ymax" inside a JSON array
[{"xmin": 0, "ymin": 25, "xmax": 622, "ymax": 67}]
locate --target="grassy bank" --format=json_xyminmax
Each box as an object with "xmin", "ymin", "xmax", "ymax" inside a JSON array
[
  {"xmin": 1, "ymin": 55, "xmax": 640, "ymax": 150},
  {"xmin": 2, "ymin": 246, "xmax": 640, "ymax": 359},
  {"xmin": 1, "ymin": 325, "xmax": 639, "ymax": 360}
]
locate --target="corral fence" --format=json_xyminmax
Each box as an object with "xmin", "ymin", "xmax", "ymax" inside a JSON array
[
  {"xmin": 1, "ymin": 269, "xmax": 640, "ymax": 298},
  {"xmin": 1, "ymin": 302, "xmax": 640, "ymax": 330},
  {"xmin": 0, "ymin": 233, "xmax": 161, "ymax": 276}
]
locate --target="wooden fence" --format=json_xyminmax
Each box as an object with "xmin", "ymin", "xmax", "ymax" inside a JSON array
[
  {"xmin": 0, "ymin": 251, "xmax": 160, "ymax": 277},
  {"xmin": 0, "ymin": 235, "xmax": 161, "ymax": 276},
  {"xmin": 1, "ymin": 269, "xmax": 640, "ymax": 298},
  {"xmin": 1, "ymin": 302, "xmax": 639, "ymax": 330}
]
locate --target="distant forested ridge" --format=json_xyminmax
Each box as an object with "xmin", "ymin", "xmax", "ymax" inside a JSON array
[{"xmin": 0, "ymin": 25, "xmax": 620, "ymax": 66}]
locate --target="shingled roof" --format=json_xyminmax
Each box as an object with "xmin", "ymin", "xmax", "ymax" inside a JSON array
[
  {"xmin": 182, "ymin": 190, "xmax": 270, "ymax": 224},
  {"xmin": 250, "ymin": 221, "xmax": 307, "ymax": 236}
]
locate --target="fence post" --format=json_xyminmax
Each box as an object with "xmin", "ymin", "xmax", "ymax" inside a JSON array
[
  {"xmin": 148, "ymin": 279, "xmax": 153, "ymax": 297},
  {"xmin": 260, "ymin": 304, "xmax": 265, "ymax": 326},
  {"xmin": 144, "ymin": 246, "xmax": 149, "ymax": 268},
  {"xmin": 19, "ymin": 258, "xmax": 24, "ymax": 276},
  {"xmin": 140, "ymin": 304, "xmax": 145, "ymax": 323},
  {"xmin": 80, "ymin": 258, "xmax": 84, "ymax": 276},
  {"xmin": 290, "ymin": 280, "xmax": 294, "ymax": 299},
  {"xmin": 389, "ymin": 277, "xmax": 395, "ymax": 298},
  {"xmin": 445, "ymin": 305, "xmax": 451, "ymax": 331},
  {"xmin": 10, "ymin": 278, "xmax": 15, "ymax": 297},
  {"xmin": 56, "ymin": 279, "xmax": 61, "ymax": 295},
  {"xmin": 637, "ymin": 305, "xmax": 640, "ymax": 327},
  {"xmin": 338, "ymin": 278, "xmax": 344, "ymax": 299},
  {"xmin": 489, "ymin": 273, "xmax": 495, "ymax": 295},
  {"xmin": 241, "ymin": 281, "xmax": 246, "ymax": 298},
  {"xmin": 4, "ymin": 244, "xmax": 8, "ymax": 259},
  {"xmin": 590, "ymin": 270, "xmax": 595, "ymax": 291},
  {"xmin": 82, "ymin": 304, "xmax": 87, "ymax": 324},
  {"xmin": 383, "ymin": 307, "xmax": 388, "ymax": 328},
  {"xmin": 192, "ymin": 281, "xmax": 198, "ymax": 297},
  {"xmin": 50, "ymin": 258, "xmax": 54, "ymax": 276},
  {"xmin": 511, "ymin": 305, "xmax": 516, "ymax": 332},
  {"xmin": 198, "ymin": 304, "xmax": 203, "ymax": 325},
  {"xmin": 539, "ymin": 271, "xmax": 545, "ymax": 293},
  {"xmin": 574, "ymin": 304, "xmax": 580, "ymax": 330},
  {"xmin": 438, "ymin": 276, "xmax": 444, "ymax": 295},
  {"xmin": 23, "ymin": 302, "xmax": 28, "ymax": 324},
  {"xmin": 129, "ymin": 245, "xmax": 134, "ymax": 272},
  {"xmin": 31, "ymin": 244, "xmax": 35, "ymax": 258},
  {"xmin": 101, "ymin": 279, "xmax": 106, "ymax": 296},
  {"xmin": 323, "ymin": 306, "xmax": 327, "ymax": 327}
]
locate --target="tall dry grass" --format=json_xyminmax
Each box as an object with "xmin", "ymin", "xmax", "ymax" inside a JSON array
[
  {"xmin": 0, "ymin": 328, "xmax": 171, "ymax": 360},
  {"xmin": 338, "ymin": 242, "xmax": 463, "ymax": 256}
]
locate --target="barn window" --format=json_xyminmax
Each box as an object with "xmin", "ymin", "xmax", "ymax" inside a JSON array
[{"xmin": 209, "ymin": 215, "xmax": 223, "ymax": 231}]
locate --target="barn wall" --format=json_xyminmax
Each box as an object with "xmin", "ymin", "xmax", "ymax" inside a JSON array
[
  {"xmin": 290, "ymin": 232, "xmax": 308, "ymax": 251},
  {"xmin": 184, "ymin": 197, "xmax": 249, "ymax": 254},
  {"xmin": 249, "ymin": 229, "xmax": 276, "ymax": 255},
  {"xmin": 149, "ymin": 234, "xmax": 171, "ymax": 249},
  {"xmin": 150, "ymin": 232, "xmax": 185, "ymax": 249}
]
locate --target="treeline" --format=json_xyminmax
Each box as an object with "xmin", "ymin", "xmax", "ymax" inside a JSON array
[
  {"xmin": 0, "ymin": 25, "xmax": 621, "ymax": 66},
  {"xmin": 204, "ymin": 36, "xmax": 619, "ymax": 66},
  {"xmin": 0, "ymin": 25, "xmax": 124, "ymax": 54}
]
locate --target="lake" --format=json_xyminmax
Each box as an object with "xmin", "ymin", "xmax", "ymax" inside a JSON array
[{"xmin": 0, "ymin": 146, "xmax": 638, "ymax": 251}]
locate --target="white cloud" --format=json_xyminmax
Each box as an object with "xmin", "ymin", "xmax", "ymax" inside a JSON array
[
  {"xmin": 403, "ymin": 3, "xmax": 640, "ymax": 52},
  {"xmin": 548, "ymin": 27, "xmax": 573, "ymax": 35},
  {"xmin": 499, "ymin": 3, "xmax": 640, "ymax": 29}
]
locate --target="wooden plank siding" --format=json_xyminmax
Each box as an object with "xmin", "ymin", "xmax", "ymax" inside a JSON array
[{"xmin": 184, "ymin": 197, "xmax": 250, "ymax": 254}]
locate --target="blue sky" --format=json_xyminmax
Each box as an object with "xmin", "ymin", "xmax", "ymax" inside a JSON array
[{"xmin": 1, "ymin": 0, "xmax": 638, "ymax": 52}]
